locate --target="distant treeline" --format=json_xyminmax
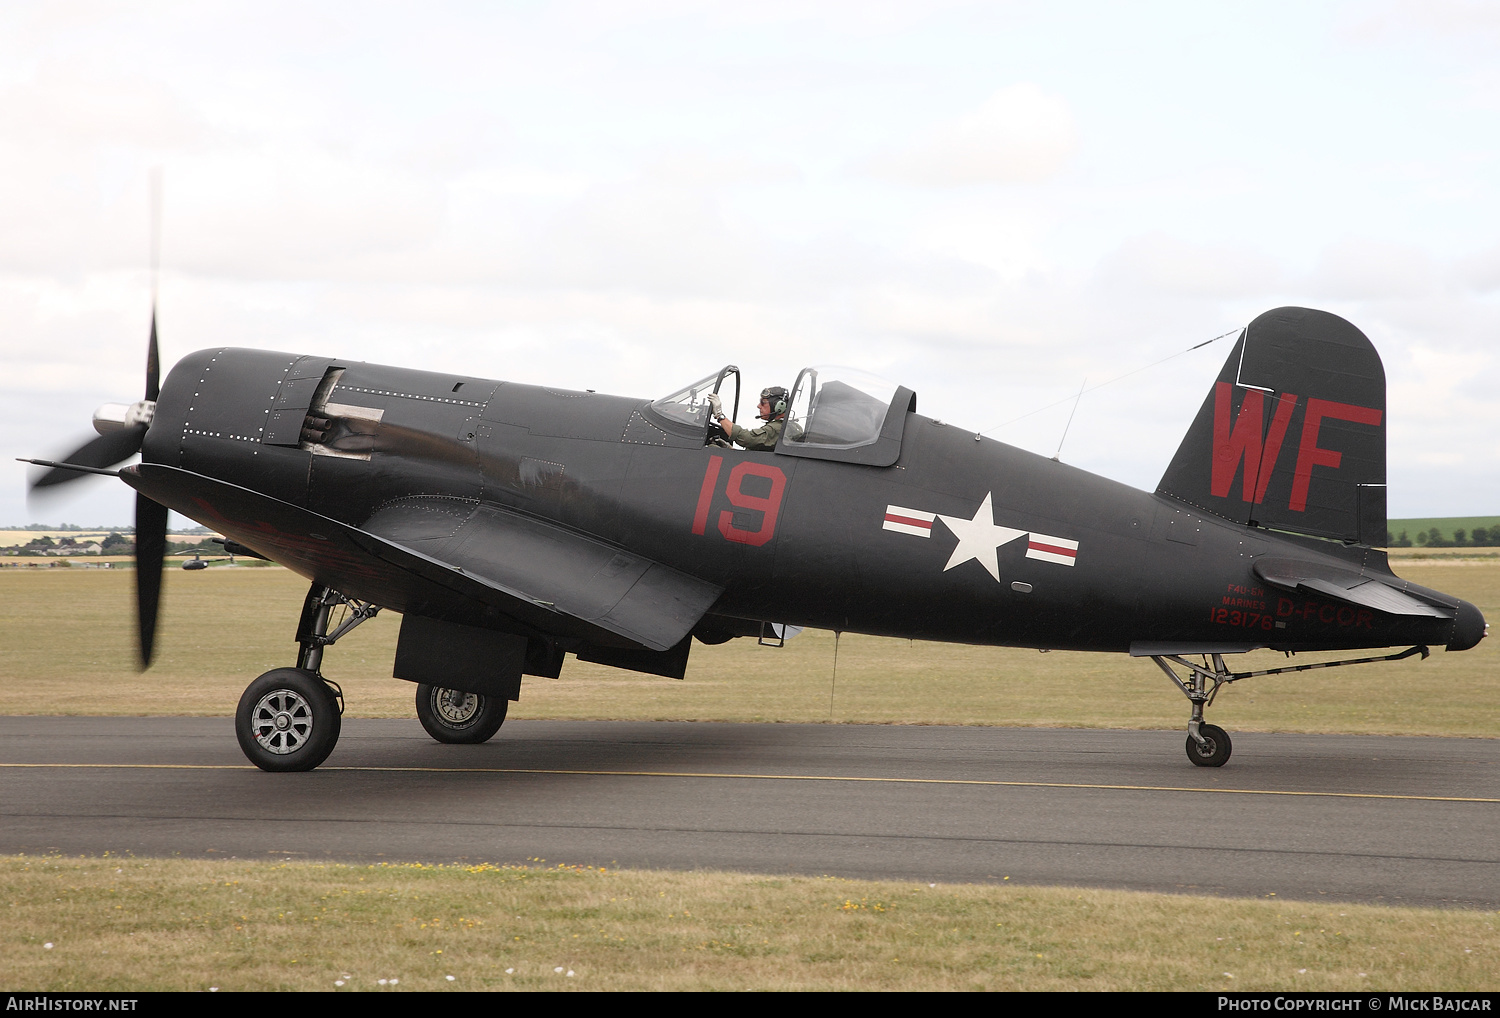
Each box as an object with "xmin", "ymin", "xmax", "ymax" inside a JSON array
[
  {"xmin": 1387, "ymin": 527, "xmax": 1500, "ymax": 548},
  {"xmin": 3, "ymin": 533, "xmax": 229, "ymax": 556},
  {"xmin": 1, "ymin": 524, "xmax": 217, "ymax": 534},
  {"xmin": 1, "ymin": 532, "xmax": 134, "ymax": 555},
  {"xmin": 0, "ymin": 523, "xmax": 123, "ymax": 531}
]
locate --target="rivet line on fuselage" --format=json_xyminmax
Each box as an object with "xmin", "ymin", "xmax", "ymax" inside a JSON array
[{"xmin": 336, "ymin": 384, "xmax": 485, "ymax": 408}]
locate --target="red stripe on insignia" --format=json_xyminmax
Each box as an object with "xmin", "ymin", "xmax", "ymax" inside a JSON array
[
  {"xmin": 1028, "ymin": 541, "xmax": 1076, "ymax": 557},
  {"xmin": 885, "ymin": 513, "xmax": 932, "ymax": 529}
]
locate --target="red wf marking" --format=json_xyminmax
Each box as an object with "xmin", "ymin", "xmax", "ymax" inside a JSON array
[
  {"xmin": 692, "ymin": 455, "xmax": 787, "ymax": 547},
  {"xmin": 1210, "ymin": 383, "xmax": 1382, "ymax": 513},
  {"xmin": 1289, "ymin": 398, "xmax": 1383, "ymax": 512},
  {"xmin": 1211, "ymin": 384, "xmax": 1298, "ymax": 503}
]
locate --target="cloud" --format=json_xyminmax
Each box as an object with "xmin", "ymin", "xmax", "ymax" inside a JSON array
[
  {"xmin": 1342, "ymin": 0, "xmax": 1500, "ymax": 47},
  {"xmin": 1457, "ymin": 244, "xmax": 1500, "ymax": 292},
  {"xmin": 0, "ymin": 66, "xmax": 208, "ymax": 151},
  {"xmin": 1095, "ymin": 233, "xmax": 1285, "ymax": 299},
  {"xmin": 164, "ymin": 150, "xmax": 448, "ymax": 280},
  {"xmin": 1307, "ymin": 238, "xmax": 1436, "ymax": 300},
  {"xmin": 866, "ymin": 83, "xmax": 1077, "ymax": 185}
]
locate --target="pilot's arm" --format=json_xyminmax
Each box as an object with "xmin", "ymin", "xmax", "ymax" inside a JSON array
[{"xmin": 709, "ymin": 393, "xmax": 781, "ymax": 451}]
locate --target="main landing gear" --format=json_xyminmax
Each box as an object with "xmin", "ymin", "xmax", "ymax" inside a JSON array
[
  {"xmin": 234, "ymin": 584, "xmax": 380, "ymax": 772},
  {"xmin": 1150, "ymin": 645, "xmax": 1433, "ymax": 767},
  {"xmin": 415, "ymin": 684, "xmax": 508, "ymax": 744}
]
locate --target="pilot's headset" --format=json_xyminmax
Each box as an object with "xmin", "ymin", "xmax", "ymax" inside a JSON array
[{"xmin": 760, "ymin": 386, "xmax": 788, "ymax": 419}]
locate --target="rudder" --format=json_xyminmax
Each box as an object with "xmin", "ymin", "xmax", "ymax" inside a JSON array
[{"xmin": 1156, "ymin": 307, "xmax": 1386, "ymax": 545}]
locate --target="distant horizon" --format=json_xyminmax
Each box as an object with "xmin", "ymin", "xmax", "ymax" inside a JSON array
[
  {"xmin": 5, "ymin": 516, "xmax": 1496, "ymax": 534},
  {"xmin": 0, "ymin": 523, "xmax": 216, "ymax": 534},
  {"xmin": 6, "ymin": 3, "xmax": 1500, "ymax": 525}
]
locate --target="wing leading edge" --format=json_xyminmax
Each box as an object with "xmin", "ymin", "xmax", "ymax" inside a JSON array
[{"xmin": 121, "ymin": 464, "xmax": 722, "ymax": 652}]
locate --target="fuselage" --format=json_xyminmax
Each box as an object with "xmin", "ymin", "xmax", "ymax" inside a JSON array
[{"xmin": 142, "ymin": 347, "xmax": 1481, "ymax": 655}]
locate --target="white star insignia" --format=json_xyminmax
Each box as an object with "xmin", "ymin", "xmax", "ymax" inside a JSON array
[{"xmin": 937, "ymin": 492, "xmax": 1028, "ymax": 582}]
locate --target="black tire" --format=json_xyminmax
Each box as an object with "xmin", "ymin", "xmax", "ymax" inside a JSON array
[
  {"xmin": 416, "ymin": 684, "xmax": 508, "ymax": 744},
  {"xmin": 236, "ymin": 668, "xmax": 342, "ymax": 772},
  {"xmin": 1186, "ymin": 723, "xmax": 1232, "ymax": 767}
]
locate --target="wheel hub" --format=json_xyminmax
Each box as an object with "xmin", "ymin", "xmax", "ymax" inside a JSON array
[
  {"xmin": 251, "ymin": 689, "xmax": 313, "ymax": 755},
  {"xmin": 434, "ymin": 689, "xmax": 480, "ymax": 727}
]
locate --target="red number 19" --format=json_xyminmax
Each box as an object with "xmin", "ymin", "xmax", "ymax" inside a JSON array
[{"xmin": 691, "ymin": 455, "xmax": 787, "ymax": 547}]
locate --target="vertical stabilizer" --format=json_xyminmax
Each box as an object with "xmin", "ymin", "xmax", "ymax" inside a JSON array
[{"xmin": 1156, "ymin": 307, "xmax": 1386, "ymax": 545}]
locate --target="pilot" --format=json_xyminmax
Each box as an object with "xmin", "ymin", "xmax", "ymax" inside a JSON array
[{"xmin": 709, "ymin": 386, "xmax": 790, "ymax": 452}]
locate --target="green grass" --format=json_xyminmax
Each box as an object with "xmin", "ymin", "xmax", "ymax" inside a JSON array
[
  {"xmin": 1, "ymin": 563, "xmax": 1497, "ymax": 736},
  {"xmin": 1389, "ymin": 517, "xmax": 1500, "ymax": 545},
  {"xmin": 2, "ymin": 856, "xmax": 1495, "ymax": 991}
]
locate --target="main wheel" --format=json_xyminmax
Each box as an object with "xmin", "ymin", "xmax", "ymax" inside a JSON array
[
  {"xmin": 416, "ymin": 684, "xmax": 508, "ymax": 744},
  {"xmin": 1186, "ymin": 723, "xmax": 1232, "ymax": 767},
  {"xmin": 236, "ymin": 668, "xmax": 342, "ymax": 772}
]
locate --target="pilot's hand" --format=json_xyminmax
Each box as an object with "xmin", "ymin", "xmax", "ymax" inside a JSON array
[{"xmin": 707, "ymin": 393, "xmax": 723, "ymax": 417}]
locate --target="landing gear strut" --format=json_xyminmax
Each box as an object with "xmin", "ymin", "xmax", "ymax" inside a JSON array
[
  {"xmin": 1151, "ymin": 653, "xmax": 1235, "ymax": 767},
  {"xmin": 234, "ymin": 583, "xmax": 380, "ymax": 772},
  {"xmin": 1151, "ymin": 645, "xmax": 1432, "ymax": 768}
]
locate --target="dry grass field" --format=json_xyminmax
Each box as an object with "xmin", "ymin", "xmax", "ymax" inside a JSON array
[
  {"xmin": 0, "ymin": 555, "xmax": 1496, "ymax": 735},
  {"xmin": 3, "ymin": 856, "xmax": 1495, "ymax": 992},
  {"xmin": 3, "ymin": 558, "xmax": 1495, "ymax": 992}
]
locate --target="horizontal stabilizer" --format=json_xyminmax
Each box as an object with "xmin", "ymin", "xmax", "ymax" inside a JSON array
[
  {"xmin": 1253, "ymin": 557, "xmax": 1454, "ymax": 619},
  {"xmin": 1158, "ymin": 308, "xmax": 1386, "ymax": 544}
]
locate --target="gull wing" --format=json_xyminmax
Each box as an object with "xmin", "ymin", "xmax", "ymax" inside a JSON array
[{"xmin": 122, "ymin": 464, "xmax": 722, "ymax": 651}]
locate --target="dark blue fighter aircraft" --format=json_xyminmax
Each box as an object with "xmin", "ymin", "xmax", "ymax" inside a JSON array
[{"xmin": 26, "ymin": 306, "xmax": 1487, "ymax": 772}]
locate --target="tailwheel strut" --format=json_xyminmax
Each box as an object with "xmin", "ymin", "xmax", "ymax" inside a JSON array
[
  {"xmin": 234, "ymin": 583, "xmax": 382, "ymax": 772},
  {"xmin": 1151, "ymin": 653, "xmax": 1235, "ymax": 767},
  {"xmin": 1151, "ymin": 645, "xmax": 1430, "ymax": 768}
]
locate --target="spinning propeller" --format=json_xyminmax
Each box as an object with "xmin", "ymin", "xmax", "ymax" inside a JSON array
[{"xmin": 22, "ymin": 174, "xmax": 169, "ymax": 667}]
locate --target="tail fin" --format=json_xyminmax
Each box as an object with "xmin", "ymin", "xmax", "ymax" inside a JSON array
[{"xmin": 1157, "ymin": 307, "xmax": 1386, "ymax": 545}]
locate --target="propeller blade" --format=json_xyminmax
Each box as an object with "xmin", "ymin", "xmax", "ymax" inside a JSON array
[
  {"xmin": 146, "ymin": 308, "xmax": 160, "ymax": 402},
  {"xmin": 135, "ymin": 492, "xmax": 167, "ymax": 668},
  {"xmin": 29, "ymin": 425, "xmax": 146, "ymax": 490}
]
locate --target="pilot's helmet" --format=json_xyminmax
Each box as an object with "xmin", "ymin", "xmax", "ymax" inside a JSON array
[{"xmin": 760, "ymin": 386, "xmax": 789, "ymax": 417}]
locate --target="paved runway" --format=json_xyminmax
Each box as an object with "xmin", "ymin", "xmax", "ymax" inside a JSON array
[{"xmin": 1, "ymin": 717, "xmax": 1496, "ymax": 909}]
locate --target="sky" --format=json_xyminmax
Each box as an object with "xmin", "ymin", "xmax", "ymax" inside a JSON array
[{"xmin": 4, "ymin": 0, "xmax": 1498, "ymax": 527}]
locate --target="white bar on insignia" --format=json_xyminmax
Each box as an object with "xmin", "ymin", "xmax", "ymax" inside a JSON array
[
  {"xmin": 883, "ymin": 505, "xmax": 936, "ymax": 538},
  {"xmin": 1026, "ymin": 532, "xmax": 1079, "ymax": 566}
]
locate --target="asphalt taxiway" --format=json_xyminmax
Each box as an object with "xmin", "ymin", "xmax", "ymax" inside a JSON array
[{"xmin": 1, "ymin": 718, "xmax": 1496, "ymax": 909}]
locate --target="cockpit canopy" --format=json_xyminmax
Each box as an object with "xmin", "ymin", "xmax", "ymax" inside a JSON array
[
  {"xmin": 781, "ymin": 366, "xmax": 916, "ymax": 466},
  {"xmin": 648, "ymin": 366, "xmax": 741, "ymax": 431},
  {"xmin": 649, "ymin": 364, "xmax": 916, "ymax": 466}
]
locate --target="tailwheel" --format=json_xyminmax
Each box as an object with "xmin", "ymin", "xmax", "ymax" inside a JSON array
[
  {"xmin": 416, "ymin": 684, "xmax": 508, "ymax": 744},
  {"xmin": 1186, "ymin": 723, "xmax": 1232, "ymax": 767},
  {"xmin": 236, "ymin": 668, "xmax": 342, "ymax": 772}
]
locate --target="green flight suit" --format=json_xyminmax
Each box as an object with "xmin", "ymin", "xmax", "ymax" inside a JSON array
[{"xmin": 729, "ymin": 417, "xmax": 788, "ymax": 452}]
